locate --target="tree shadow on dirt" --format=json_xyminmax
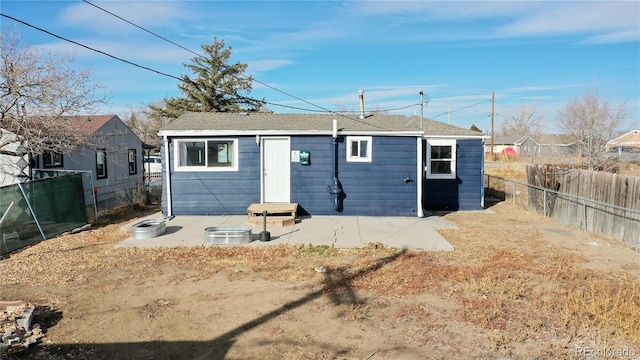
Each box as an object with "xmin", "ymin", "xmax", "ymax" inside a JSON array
[{"xmin": 8, "ymin": 249, "xmax": 409, "ymax": 360}]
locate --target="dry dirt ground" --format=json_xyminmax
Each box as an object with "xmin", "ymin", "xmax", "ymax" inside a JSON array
[{"xmin": 1, "ymin": 201, "xmax": 639, "ymax": 360}]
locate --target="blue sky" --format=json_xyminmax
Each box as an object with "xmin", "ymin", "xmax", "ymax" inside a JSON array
[{"xmin": 2, "ymin": 0, "xmax": 639, "ymax": 134}]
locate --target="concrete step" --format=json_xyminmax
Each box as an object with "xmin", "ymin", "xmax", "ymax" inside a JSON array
[{"xmin": 248, "ymin": 214, "xmax": 296, "ymax": 227}]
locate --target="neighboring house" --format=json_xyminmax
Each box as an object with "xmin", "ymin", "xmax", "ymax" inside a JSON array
[
  {"xmin": 143, "ymin": 154, "xmax": 162, "ymax": 176},
  {"xmin": 606, "ymin": 129, "xmax": 640, "ymax": 161},
  {"xmin": 157, "ymin": 112, "xmax": 487, "ymax": 217},
  {"xmin": 518, "ymin": 134, "xmax": 577, "ymax": 157},
  {"xmin": 0, "ymin": 129, "xmax": 30, "ymax": 187},
  {"xmin": 606, "ymin": 129, "xmax": 640, "ymax": 151},
  {"xmin": 485, "ymin": 135, "xmax": 526, "ymax": 156},
  {"xmin": 32, "ymin": 115, "xmax": 145, "ymax": 211}
]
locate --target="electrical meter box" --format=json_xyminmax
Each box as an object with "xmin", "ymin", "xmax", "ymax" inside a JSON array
[{"xmin": 300, "ymin": 150, "xmax": 310, "ymax": 165}]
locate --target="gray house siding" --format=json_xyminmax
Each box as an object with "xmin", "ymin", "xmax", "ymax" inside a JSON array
[
  {"xmin": 35, "ymin": 116, "xmax": 144, "ymax": 211},
  {"xmin": 423, "ymin": 139, "xmax": 484, "ymax": 211},
  {"xmin": 163, "ymin": 137, "xmax": 260, "ymax": 215}
]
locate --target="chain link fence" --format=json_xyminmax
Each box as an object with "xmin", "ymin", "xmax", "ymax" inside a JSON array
[
  {"xmin": 0, "ymin": 172, "xmax": 92, "ymax": 256},
  {"xmin": 485, "ymin": 174, "xmax": 640, "ymax": 251}
]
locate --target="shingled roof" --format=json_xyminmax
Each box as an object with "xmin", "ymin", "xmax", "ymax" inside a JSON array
[
  {"xmin": 159, "ymin": 112, "xmax": 485, "ymax": 137},
  {"xmin": 606, "ymin": 129, "xmax": 640, "ymax": 150},
  {"xmin": 63, "ymin": 115, "xmax": 117, "ymax": 137}
]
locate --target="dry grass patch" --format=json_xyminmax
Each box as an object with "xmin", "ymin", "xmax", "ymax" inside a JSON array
[
  {"xmin": 2, "ymin": 203, "xmax": 639, "ymax": 359},
  {"xmin": 485, "ymin": 161, "xmax": 528, "ymax": 181}
]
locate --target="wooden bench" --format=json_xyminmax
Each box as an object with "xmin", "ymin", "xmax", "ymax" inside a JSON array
[{"xmin": 247, "ymin": 203, "xmax": 298, "ymax": 227}]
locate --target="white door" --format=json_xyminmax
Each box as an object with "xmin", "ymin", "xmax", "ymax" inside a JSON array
[{"xmin": 262, "ymin": 137, "xmax": 290, "ymax": 203}]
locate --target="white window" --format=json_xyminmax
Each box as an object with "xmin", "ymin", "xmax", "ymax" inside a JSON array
[
  {"xmin": 426, "ymin": 139, "xmax": 456, "ymax": 179},
  {"xmin": 128, "ymin": 149, "xmax": 137, "ymax": 175},
  {"xmin": 346, "ymin": 136, "xmax": 372, "ymax": 162},
  {"xmin": 96, "ymin": 148, "xmax": 108, "ymax": 179},
  {"xmin": 174, "ymin": 139, "xmax": 238, "ymax": 171}
]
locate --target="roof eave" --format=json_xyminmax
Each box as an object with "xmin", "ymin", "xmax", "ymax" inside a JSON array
[
  {"xmin": 426, "ymin": 134, "xmax": 489, "ymax": 140},
  {"xmin": 158, "ymin": 129, "xmax": 426, "ymax": 137}
]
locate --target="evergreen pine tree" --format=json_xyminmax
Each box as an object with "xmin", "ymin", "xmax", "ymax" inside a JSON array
[{"xmin": 150, "ymin": 37, "xmax": 264, "ymax": 121}]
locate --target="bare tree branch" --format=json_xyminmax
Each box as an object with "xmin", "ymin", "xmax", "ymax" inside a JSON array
[
  {"xmin": 0, "ymin": 26, "xmax": 108, "ymax": 155},
  {"xmin": 557, "ymin": 89, "xmax": 627, "ymax": 170},
  {"xmin": 499, "ymin": 104, "xmax": 545, "ymax": 138}
]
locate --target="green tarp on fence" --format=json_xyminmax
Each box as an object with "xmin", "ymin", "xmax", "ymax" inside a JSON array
[{"xmin": 0, "ymin": 174, "xmax": 89, "ymax": 256}]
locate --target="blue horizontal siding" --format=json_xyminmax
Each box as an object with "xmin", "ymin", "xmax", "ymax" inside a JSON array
[
  {"xmin": 162, "ymin": 134, "xmax": 484, "ymax": 216},
  {"xmin": 292, "ymin": 136, "xmax": 418, "ymax": 216},
  {"xmin": 163, "ymin": 137, "xmax": 260, "ymax": 215},
  {"xmin": 423, "ymin": 139, "xmax": 483, "ymax": 211}
]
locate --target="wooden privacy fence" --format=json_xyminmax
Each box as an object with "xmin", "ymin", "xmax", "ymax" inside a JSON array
[{"xmin": 485, "ymin": 165, "xmax": 640, "ymax": 251}]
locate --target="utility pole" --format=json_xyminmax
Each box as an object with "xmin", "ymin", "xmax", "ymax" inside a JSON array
[
  {"xmin": 491, "ymin": 91, "xmax": 495, "ymax": 161},
  {"xmin": 419, "ymin": 91, "xmax": 424, "ymax": 130}
]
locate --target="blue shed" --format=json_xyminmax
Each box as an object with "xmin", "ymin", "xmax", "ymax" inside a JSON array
[{"xmin": 157, "ymin": 112, "xmax": 486, "ymax": 218}]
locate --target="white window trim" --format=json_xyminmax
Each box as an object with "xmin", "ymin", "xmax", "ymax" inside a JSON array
[
  {"xmin": 173, "ymin": 138, "xmax": 239, "ymax": 172},
  {"xmin": 426, "ymin": 139, "xmax": 456, "ymax": 179},
  {"xmin": 346, "ymin": 136, "xmax": 372, "ymax": 162}
]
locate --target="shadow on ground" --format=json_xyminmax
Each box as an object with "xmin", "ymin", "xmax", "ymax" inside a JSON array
[{"xmin": 8, "ymin": 249, "xmax": 410, "ymax": 360}]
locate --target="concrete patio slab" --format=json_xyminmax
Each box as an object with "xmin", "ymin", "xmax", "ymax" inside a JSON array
[{"xmin": 117, "ymin": 212, "xmax": 462, "ymax": 251}]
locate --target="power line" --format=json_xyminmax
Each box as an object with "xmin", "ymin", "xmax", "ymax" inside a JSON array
[
  {"xmin": 337, "ymin": 103, "xmax": 420, "ymax": 114},
  {"xmin": 79, "ymin": 0, "xmax": 420, "ymax": 119},
  {"xmin": 0, "ymin": 13, "xmax": 390, "ymax": 130},
  {"xmin": 81, "ymin": 0, "xmax": 200, "ymax": 59},
  {"xmin": 1, "ymin": 11, "xmax": 418, "ymax": 130},
  {"xmin": 80, "ymin": 0, "xmax": 341, "ymax": 115},
  {"xmin": 1, "ymin": 12, "xmax": 322, "ymax": 114},
  {"xmin": 0, "ymin": 13, "xmax": 182, "ymax": 81},
  {"xmin": 430, "ymin": 99, "xmax": 492, "ymax": 119}
]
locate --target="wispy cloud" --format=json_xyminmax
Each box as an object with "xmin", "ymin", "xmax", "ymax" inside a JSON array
[
  {"xmin": 39, "ymin": 38, "xmax": 193, "ymax": 65},
  {"xmin": 341, "ymin": 1, "xmax": 535, "ymax": 20},
  {"xmin": 343, "ymin": 1, "xmax": 639, "ymax": 44},
  {"xmin": 502, "ymin": 84, "xmax": 583, "ymax": 94},
  {"xmin": 59, "ymin": 1, "xmax": 190, "ymax": 34},
  {"xmin": 248, "ymin": 59, "xmax": 295, "ymax": 73},
  {"xmin": 497, "ymin": 1, "xmax": 640, "ymax": 43},
  {"xmin": 586, "ymin": 30, "xmax": 640, "ymax": 44}
]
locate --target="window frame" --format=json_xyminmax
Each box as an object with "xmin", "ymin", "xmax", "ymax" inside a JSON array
[
  {"xmin": 128, "ymin": 148, "xmax": 137, "ymax": 175},
  {"xmin": 426, "ymin": 139, "xmax": 457, "ymax": 180},
  {"xmin": 173, "ymin": 138, "xmax": 239, "ymax": 172},
  {"xmin": 96, "ymin": 148, "xmax": 108, "ymax": 179},
  {"xmin": 346, "ymin": 136, "xmax": 372, "ymax": 163},
  {"xmin": 43, "ymin": 151, "xmax": 64, "ymax": 168}
]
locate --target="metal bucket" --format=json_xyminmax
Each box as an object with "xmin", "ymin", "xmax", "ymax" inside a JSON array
[
  {"xmin": 204, "ymin": 226, "xmax": 252, "ymax": 245},
  {"xmin": 132, "ymin": 219, "xmax": 166, "ymax": 239}
]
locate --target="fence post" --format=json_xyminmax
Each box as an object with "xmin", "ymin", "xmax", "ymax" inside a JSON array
[
  {"xmin": 543, "ymin": 188, "xmax": 547, "ymax": 217},
  {"xmin": 18, "ymin": 183, "xmax": 47, "ymax": 241},
  {"xmin": 583, "ymin": 200, "xmax": 587, "ymax": 231},
  {"xmin": 512, "ymin": 181, "xmax": 516, "ymax": 204}
]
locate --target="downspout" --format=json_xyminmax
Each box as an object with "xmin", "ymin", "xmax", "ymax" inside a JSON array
[
  {"xmin": 329, "ymin": 119, "xmax": 343, "ymax": 212},
  {"xmin": 163, "ymin": 135, "xmax": 173, "ymax": 217},
  {"xmin": 417, "ymin": 137, "xmax": 424, "ymax": 217}
]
